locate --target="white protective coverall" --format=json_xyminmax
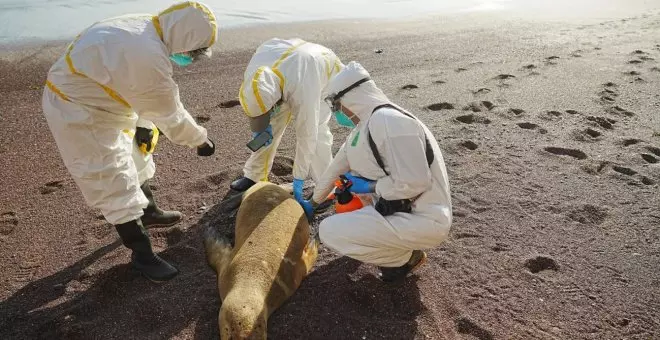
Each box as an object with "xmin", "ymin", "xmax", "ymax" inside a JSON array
[
  {"xmin": 312, "ymin": 62, "xmax": 453, "ymax": 267},
  {"xmin": 238, "ymin": 38, "xmax": 344, "ymax": 183},
  {"xmin": 42, "ymin": 1, "xmax": 217, "ymax": 225}
]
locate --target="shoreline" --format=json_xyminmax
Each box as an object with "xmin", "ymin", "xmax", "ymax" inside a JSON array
[{"xmin": 3, "ymin": 1, "xmax": 660, "ymax": 56}]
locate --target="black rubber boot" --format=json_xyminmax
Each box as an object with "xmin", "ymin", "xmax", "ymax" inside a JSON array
[
  {"xmin": 378, "ymin": 250, "xmax": 427, "ymax": 283},
  {"xmin": 230, "ymin": 177, "xmax": 256, "ymax": 192},
  {"xmin": 140, "ymin": 181, "xmax": 183, "ymax": 228},
  {"xmin": 115, "ymin": 219, "xmax": 179, "ymax": 282}
]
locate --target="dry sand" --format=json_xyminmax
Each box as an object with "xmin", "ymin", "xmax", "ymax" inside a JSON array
[{"xmin": 1, "ymin": 6, "xmax": 660, "ymax": 340}]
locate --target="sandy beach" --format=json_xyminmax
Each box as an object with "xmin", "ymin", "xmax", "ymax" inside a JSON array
[{"xmin": 1, "ymin": 4, "xmax": 660, "ymax": 339}]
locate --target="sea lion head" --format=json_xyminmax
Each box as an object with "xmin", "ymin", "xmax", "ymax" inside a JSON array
[{"xmin": 219, "ymin": 290, "xmax": 267, "ymax": 340}]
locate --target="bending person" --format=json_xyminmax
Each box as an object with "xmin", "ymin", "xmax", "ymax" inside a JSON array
[
  {"xmin": 231, "ymin": 38, "xmax": 344, "ymax": 209},
  {"xmin": 42, "ymin": 1, "xmax": 218, "ymax": 282}
]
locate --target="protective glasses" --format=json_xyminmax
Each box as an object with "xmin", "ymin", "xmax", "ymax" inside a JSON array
[{"xmin": 324, "ymin": 77, "xmax": 371, "ymax": 112}]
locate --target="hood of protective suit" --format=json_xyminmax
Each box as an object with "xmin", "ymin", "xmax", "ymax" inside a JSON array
[
  {"xmin": 156, "ymin": 1, "xmax": 218, "ymax": 54},
  {"xmin": 325, "ymin": 61, "xmax": 390, "ymax": 122},
  {"xmin": 239, "ymin": 66, "xmax": 282, "ymax": 118}
]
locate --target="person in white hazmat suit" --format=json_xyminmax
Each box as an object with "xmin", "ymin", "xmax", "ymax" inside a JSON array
[
  {"xmin": 42, "ymin": 1, "xmax": 218, "ymax": 282},
  {"xmin": 230, "ymin": 38, "xmax": 344, "ymax": 209},
  {"xmin": 301, "ymin": 61, "xmax": 453, "ymax": 283}
]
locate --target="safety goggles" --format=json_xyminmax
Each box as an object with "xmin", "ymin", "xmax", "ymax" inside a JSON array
[{"xmin": 324, "ymin": 77, "xmax": 371, "ymax": 112}]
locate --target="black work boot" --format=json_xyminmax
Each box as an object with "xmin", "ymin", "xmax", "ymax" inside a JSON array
[
  {"xmin": 115, "ymin": 219, "xmax": 179, "ymax": 282},
  {"xmin": 378, "ymin": 250, "xmax": 427, "ymax": 283},
  {"xmin": 140, "ymin": 181, "xmax": 182, "ymax": 228},
  {"xmin": 230, "ymin": 177, "xmax": 256, "ymax": 192}
]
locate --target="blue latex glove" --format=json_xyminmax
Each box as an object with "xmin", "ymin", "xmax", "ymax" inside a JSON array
[
  {"xmin": 343, "ymin": 172, "xmax": 376, "ymax": 194},
  {"xmin": 293, "ymin": 178, "xmax": 305, "ymax": 203},
  {"xmin": 300, "ymin": 199, "xmax": 314, "ymax": 222},
  {"xmin": 252, "ymin": 125, "xmax": 273, "ymax": 147}
]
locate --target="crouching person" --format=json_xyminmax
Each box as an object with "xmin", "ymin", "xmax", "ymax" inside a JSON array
[{"xmin": 300, "ymin": 62, "xmax": 453, "ymax": 283}]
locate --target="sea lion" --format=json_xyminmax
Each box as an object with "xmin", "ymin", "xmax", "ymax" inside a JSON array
[{"xmin": 204, "ymin": 181, "xmax": 319, "ymax": 339}]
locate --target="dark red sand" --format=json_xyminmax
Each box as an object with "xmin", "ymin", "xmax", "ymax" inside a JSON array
[{"xmin": 1, "ymin": 12, "xmax": 660, "ymax": 340}]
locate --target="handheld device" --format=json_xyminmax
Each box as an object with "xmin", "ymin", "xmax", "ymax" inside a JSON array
[
  {"xmin": 334, "ymin": 175, "xmax": 364, "ymax": 213},
  {"xmin": 246, "ymin": 131, "xmax": 272, "ymax": 152}
]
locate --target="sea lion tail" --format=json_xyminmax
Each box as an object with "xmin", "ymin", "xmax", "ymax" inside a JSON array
[{"xmin": 203, "ymin": 228, "xmax": 233, "ymax": 276}]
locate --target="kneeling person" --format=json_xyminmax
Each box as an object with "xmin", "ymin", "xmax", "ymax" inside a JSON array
[{"xmin": 302, "ymin": 62, "xmax": 453, "ymax": 283}]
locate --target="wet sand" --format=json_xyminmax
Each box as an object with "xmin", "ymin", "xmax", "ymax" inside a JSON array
[{"xmin": 1, "ymin": 8, "xmax": 660, "ymax": 340}]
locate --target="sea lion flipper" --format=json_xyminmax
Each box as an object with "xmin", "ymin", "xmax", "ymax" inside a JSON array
[
  {"xmin": 301, "ymin": 235, "xmax": 319, "ymax": 274},
  {"xmin": 204, "ymin": 232, "xmax": 233, "ymax": 276}
]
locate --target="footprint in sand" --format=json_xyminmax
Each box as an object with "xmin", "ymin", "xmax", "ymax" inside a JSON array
[
  {"xmin": 646, "ymin": 146, "xmax": 660, "ymax": 157},
  {"xmin": 641, "ymin": 177, "xmax": 656, "ymax": 185},
  {"xmin": 587, "ymin": 116, "xmax": 616, "ymax": 129},
  {"xmin": 607, "ymin": 106, "xmax": 635, "ymax": 117},
  {"xmin": 600, "ymin": 95, "xmax": 616, "ymax": 104},
  {"xmin": 545, "ymin": 56, "xmax": 560, "ymax": 65},
  {"xmin": 217, "ymin": 99, "xmax": 241, "ymax": 108},
  {"xmin": 522, "ymin": 64, "xmax": 537, "ymax": 70},
  {"xmin": 621, "ymin": 138, "xmax": 642, "ymax": 146},
  {"xmin": 195, "ymin": 115, "xmax": 211, "ymax": 123},
  {"xmin": 524, "ymin": 255, "xmax": 559, "ymax": 273},
  {"xmin": 151, "ymin": 227, "xmax": 184, "ymax": 248},
  {"xmin": 471, "ymin": 88, "xmax": 491, "ymax": 95},
  {"xmin": 566, "ymin": 110, "xmax": 580, "ymax": 115},
  {"xmin": 517, "ymin": 122, "xmax": 539, "ymax": 130},
  {"xmin": 39, "ymin": 180, "xmax": 65, "ymax": 195},
  {"xmin": 494, "ymin": 74, "xmax": 516, "ymax": 80},
  {"xmin": 434, "ymin": 80, "xmax": 447, "ymax": 84},
  {"xmin": 463, "ymin": 101, "xmax": 495, "ymax": 112},
  {"xmin": 456, "ymin": 114, "xmax": 491, "ymax": 125},
  {"xmin": 639, "ymin": 56, "xmax": 655, "ymax": 61},
  {"xmin": 573, "ymin": 128, "xmax": 603, "ymax": 142},
  {"xmin": 455, "ymin": 317, "xmax": 494, "ymax": 340},
  {"xmin": 541, "ymin": 110, "xmax": 563, "ymax": 121},
  {"xmin": 612, "ymin": 165, "xmax": 637, "ymax": 176},
  {"xmin": 270, "ymin": 156, "xmax": 295, "ymax": 177},
  {"xmin": 509, "ymin": 108, "xmax": 525, "ymax": 116},
  {"xmin": 600, "ymin": 88, "xmax": 618, "ymax": 97},
  {"xmin": 13, "ymin": 255, "xmax": 43, "ymax": 283},
  {"xmin": 628, "ymin": 59, "xmax": 643, "ymax": 64},
  {"xmin": 641, "ymin": 154, "xmax": 658, "ymax": 164},
  {"xmin": 427, "ymin": 102, "xmax": 455, "ymax": 111},
  {"xmin": 460, "ymin": 141, "xmax": 479, "ymax": 150},
  {"xmin": 651, "ymin": 67, "xmax": 660, "ymax": 73},
  {"xmin": 570, "ymin": 50, "xmax": 583, "ymax": 58},
  {"xmin": 568, "ymin": 204, "xmax": 608, "ymax": 225},
  {"xmin": 544, "ymin": 147, "xmax": 587, "ymax": 160},
  {"xmin": 625, "ymin": 70, "xmax": 641, "ymax": 76},
  {"xmin": 632, "ymin": 50, "xmax": 647, "ymax": 55},
  {"xmin": 604, "ymin": 81, "xmax": 618, "ymax": 88},
  {"xmin": 1, "ymin": 212, "xmax": 18, "ymax": 236},
  {"xmin": 455, "ymin": 67, "xmax": 468, "ymax": 73},
  {"xmin": 401, "ymin": 84, "xmax": 419, "ymax": 90},
  {"xmin": 492, "ymin": 243, "xmax": 510, "ymax": 252}
]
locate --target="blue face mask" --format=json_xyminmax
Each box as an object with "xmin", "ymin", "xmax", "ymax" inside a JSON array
[
  {"xmin": 169, "ymin": 53, "xmax": 193, "ymax": 67},
  {"xmin": 333, "ymin": 110, "xmax": 356, "ymax": 128}
]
